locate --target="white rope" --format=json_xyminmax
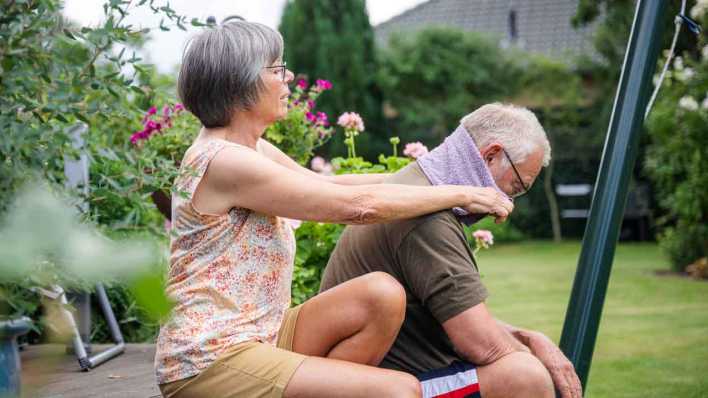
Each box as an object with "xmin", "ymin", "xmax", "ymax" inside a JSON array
[{"xmin": 644, "ymin": 0, "xmax": 688, "ymax": 120}]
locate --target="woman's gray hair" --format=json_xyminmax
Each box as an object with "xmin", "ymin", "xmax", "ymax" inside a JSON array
[
  {"xmin": 178, "ymin": 20, "xmax": 284, "ymax": 128},
  {"xmin": 461, "ymin": 103, "xmax": 551, "ymax": 167}
]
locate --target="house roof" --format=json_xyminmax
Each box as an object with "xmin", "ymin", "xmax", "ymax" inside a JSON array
[{"xmin": 374, "ymin": 0, "xmax": 599, "ymax": 61}]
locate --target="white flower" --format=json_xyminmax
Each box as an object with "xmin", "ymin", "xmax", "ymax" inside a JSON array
[
  {"xmin": 691, "ymin": 0, "xmax": 708, "ymax": 19},
  {"xmin": 702, "ymin": 96, "xmax": 708, "ymax": 110},
  {"xmin": 679, "ymin": 95, "xmax": 699, "ymax": 111},
  {"xmin": 702, "ymin": 45, "xmax": 708, "ymax": 60},
  {"xmin": 674, "ymin": 56, "xmax": 684, "ymax": 70},
  {"xmin": 675, "ymin": 67, "xmax": 696, "ymax": 82}
]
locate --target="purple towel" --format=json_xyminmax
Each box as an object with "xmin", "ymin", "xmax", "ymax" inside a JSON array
[{"xmin": 417, "ymin": 124, "xmax": 509, "ymax": 226}]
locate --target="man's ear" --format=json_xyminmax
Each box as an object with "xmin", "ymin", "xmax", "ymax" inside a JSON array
[{"xmin": 479, "ymin": 143, "xmax": 503, "ymax": 164}]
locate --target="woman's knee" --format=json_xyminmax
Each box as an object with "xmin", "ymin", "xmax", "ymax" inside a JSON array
[
  {"xmin": 359, "ymin": 272, "xmax": 406, "ymax": 319},
  {"xmin": 384, "ymin": 371, "xmax": 422, "ymax": 398}
]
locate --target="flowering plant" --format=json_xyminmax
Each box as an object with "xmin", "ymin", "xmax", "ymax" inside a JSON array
[
  {"xmin": 645, "ymin": 16, "xmax": 708, "ymax": 271},
  {"xmin": 130, "ymin": 102, "xmax": 199, "ymax": 162},
  {"xmin": 265, "ymin": 78, "xmax": 334, "ymax": 165},
  {"xmin": 471, "ymin": 229, "xmax": 494, "ymax": 255}
]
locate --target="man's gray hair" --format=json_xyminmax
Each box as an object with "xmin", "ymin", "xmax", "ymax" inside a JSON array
[
  {"xmin": 178, "ymin": 20, "xmax": 284, "ymax": 128},
  {"xmin": 461, "ymin": 103, "xmax": 551, "ymax": 167}
]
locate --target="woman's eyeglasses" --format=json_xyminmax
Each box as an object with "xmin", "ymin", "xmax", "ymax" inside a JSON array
[{"xmin": 263, "ymin": 62, "xmax": 287, "ymax": 81}]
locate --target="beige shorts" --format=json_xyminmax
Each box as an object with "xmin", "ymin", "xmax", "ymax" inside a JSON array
[{"xmin": 160, "ymin": 305, "xmax": 306, "ymax": 398}]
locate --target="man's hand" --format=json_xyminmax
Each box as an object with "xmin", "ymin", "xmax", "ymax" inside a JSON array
[{"xmin": 525, "ymin": 331, "xmax": 582, "ymax": 398}]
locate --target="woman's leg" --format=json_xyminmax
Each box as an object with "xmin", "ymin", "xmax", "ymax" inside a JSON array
[
  {"xmin": 284, "ymin": 357, "xmax": 421, "ymax": 398},
  {"xmin": 290, "ymin": 271, "xmax": 406, "ymax": 365},
  {"xmin": 283, "ymin": 272, "xmax": 420, "ymax": 397}
]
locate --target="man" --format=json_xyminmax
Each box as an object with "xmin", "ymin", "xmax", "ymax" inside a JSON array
[{"xmin": 320, "ymin": 103, "xmax": 582, "ymax": 398}]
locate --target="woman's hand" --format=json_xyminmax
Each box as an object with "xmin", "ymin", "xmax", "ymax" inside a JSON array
[{"xmin": 460, "ymin": 187, "xmax": 514, "ymax": 223}]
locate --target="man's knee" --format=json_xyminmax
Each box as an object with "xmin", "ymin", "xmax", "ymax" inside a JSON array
[
  {"xmin": 480, "ymin": 352, "xmax": 554, "ymax": 398},
  {"xmin": 514, "ymin": 353, "xmax": 554, "ymax": 398}
]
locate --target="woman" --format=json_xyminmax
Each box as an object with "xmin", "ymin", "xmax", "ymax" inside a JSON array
[{"xmin": 155, "ymin": 20, "xmax": 513, "ymax": 398}]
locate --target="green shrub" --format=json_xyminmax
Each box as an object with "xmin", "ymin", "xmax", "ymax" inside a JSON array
[{"xmin": 645, "ymin": 45, "xmax": 708, "ymax": 271}]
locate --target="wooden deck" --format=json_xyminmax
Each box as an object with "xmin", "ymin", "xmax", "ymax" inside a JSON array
[{"xmin": 20, "ymin": 344, "xmax": 159, "ymax": 398}]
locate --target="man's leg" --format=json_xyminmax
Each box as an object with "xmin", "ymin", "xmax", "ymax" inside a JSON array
[{"xmin": 477, "ymin": 352, "xmax": 554, "ymax": 398}]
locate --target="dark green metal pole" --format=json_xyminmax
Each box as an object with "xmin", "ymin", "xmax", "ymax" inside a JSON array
[{"xmin": 558, "ymin": 0, "xmax": 667, "ymax": 391}]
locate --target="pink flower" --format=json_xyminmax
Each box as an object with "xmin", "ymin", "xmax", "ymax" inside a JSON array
[
  {"xmin": 307, "ymin": 100, "xmax": 315, "ymax": 110},
  {"xmin": 337, "ymin": 112, "xmax": 365, "ymax": 132},
  {"xmin": 174, "ymin": 103, "xmax": 184, "ymax": 113},
  {"xmin": 145, "ymin": 120, "xmax": 161, "ymax": 132},
  {"xmin": 147, "ymin": 106, "xmax": 157, "ymax": 115},
  {"xmin": 162, "ymin": 105, "xmax": 171, "ymax": 118},
  {"xmin": 311, "ymin": 156, "xmax": 326, "ymax": 171},
  {"xmin": 316, "ymin": 111, "xmax": 329, "ymax": 126},
  {"xmin": 403, "ymin": 142, "xmax": 429, "ymax": 159},
  {"xmin": 473, "ymin": 229, "xmax": 494, "ymax": 247},
  {"xmin": 297, "ymin": 79, "xmax": 308, "ymax": 90},
  {"xmin": 305, "ymin": 112, "xmax": 317, "ymax": 123},
  {"xmin": 315, "ymin": 79, "xmax": 332, "ymax": 91},
  {"xmin": 310, "ymin": 156, "xmax": 333, "ymax": 175}
]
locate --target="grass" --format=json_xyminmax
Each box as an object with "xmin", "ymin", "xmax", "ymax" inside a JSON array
[{"xmin": 476, "ymin": 241, "xmax": 708, "ymax": 398}]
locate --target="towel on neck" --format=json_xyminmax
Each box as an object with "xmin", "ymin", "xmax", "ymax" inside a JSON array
[{"xmin": 417, "ymin": 124, "xmax": 509, "ymax": 226}]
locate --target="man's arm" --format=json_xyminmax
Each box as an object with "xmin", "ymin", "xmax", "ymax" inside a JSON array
[
  {"xmin": 442, "ymin": 302, "xmax": 529, "ymax": 366},
  {"xmin": 496, "ymin": 319, "xmax": 583, "ymax": 398}
]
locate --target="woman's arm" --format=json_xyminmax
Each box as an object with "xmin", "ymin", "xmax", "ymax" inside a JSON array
[
  {"xmin": 257, "ymin": 138, "xmax": 387, "ymax": 185},
  {"xmin": 195, "ymin": 145, "xmax": 512, "ymax": 225}
]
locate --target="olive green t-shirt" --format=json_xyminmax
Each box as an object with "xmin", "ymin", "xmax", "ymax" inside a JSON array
[{"xmin": 319, "ymin": 162, "xmax": 488, "ymax": 375}]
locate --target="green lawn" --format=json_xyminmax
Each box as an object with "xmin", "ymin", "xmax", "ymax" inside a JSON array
[{"xmin": 476, "ymin": 241, "xmax": 708, "ymax": 398}]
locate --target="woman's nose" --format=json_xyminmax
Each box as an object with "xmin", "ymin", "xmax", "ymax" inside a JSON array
[{"xmin": 284, "ymin": 69, "xmax": 294, "ymax": 84}]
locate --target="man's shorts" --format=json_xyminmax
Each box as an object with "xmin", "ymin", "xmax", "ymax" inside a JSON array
[
  {"xmin": 417, "ymin": 361, "xmax": 482, "ymax": 398},
  {"xmin": 159, "ymin": 305, "xmax": 306, "ymax": 398}
]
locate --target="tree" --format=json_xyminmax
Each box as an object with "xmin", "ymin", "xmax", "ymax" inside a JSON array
[
  {"xmin": 377, "ymin": 28, "xmax": 519, "ymax": 148},
  {"xmin": 278, "ymin": 0, "xmax": 385, "ymax": 159}
]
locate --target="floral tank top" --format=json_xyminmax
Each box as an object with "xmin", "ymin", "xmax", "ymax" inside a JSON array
[{"xmin": 154, "ymin": 139, "xmax": 296, "ymax": 385}]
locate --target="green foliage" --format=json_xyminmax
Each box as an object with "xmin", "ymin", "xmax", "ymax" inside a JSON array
[
  {"xmin": 645, "ymin": 43, "xmax": 708, "ymax": 270},
  {"xmin": 0, "ymin": 0, "xmax": 192, "ymax": 342},
  {"xmin": 290, "ymin": 135, "xmax": 410, "ymax": 303},
  {"xmin": 279, "ymin": 0, "xmax": 386, "ymax": 158},
  {"xmin": 0, "ymin": 0, "xmax": 189, "ymax": 211},
  {"xmin": 265, "ymin": 80, "xmax": 333, "ymax": 165},
  {"xmin": 378, "ymin": 28, "xmax": 519, "ymax": 148}
]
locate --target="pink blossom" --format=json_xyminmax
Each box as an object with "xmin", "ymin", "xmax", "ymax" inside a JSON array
[
  {"xmin": 311, "ymin": 156, "xmax": 326, "ymax": 172},
  {"xmin": 145, "ymin": 120, "xmax": 161, "ymax": 132},
  {"xmin": 162, "ymin": 105, "xmax": 171, "ymax": 118},
  {"xmin": 305, "ymin": 112, "xmax": 317, "ymax": 123},
  {"xmin": 307, "ymin": 100, "xmax": 315, "ymax": 110},
  {"xmin": 297, "ymin": 79, "xmax": 308, "ymax": 90},
  {"xmin": 403, "ymin": 142, "xmax": 429, "ymax": 159},
  {"xmin": 473, "ymin": 229, "xmax": 494, "ymax": 247},
  {"xmin": 147, "ymin": 106, "xmax": 157, "ymax": 115},
  {"xmin": 174, "ymin": 103, "xmax": 185, "ymax": 113},
  {"xmin": 310, "ymin": 156, "xmax": 333, "ymax": 175},
  {"xmin": 337, "ymin": 112, "xmax": 365, "ymax": 132},
  {"xmin": 315, "ymin": 79, "xmax": 332, "ymax": 91},
  {"xmin": 316, "ymin": 111, "xmax": 329, "ymax": 126}
]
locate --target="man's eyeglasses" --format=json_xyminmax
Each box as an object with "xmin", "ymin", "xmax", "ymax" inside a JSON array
[
  {"xmin": 264, "ymin": 62, "xmax": 287, "ymax": 81},
  {"xmin": 502, "ymin": 148, "xmax": 529, "ymax": 198}
]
